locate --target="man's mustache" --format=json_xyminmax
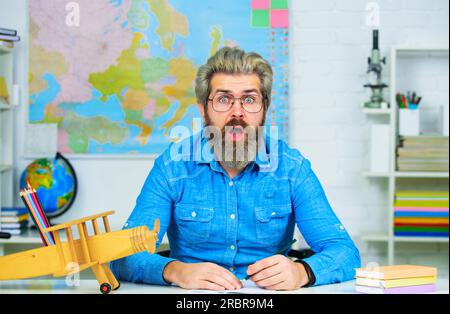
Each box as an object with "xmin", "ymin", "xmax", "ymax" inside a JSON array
[{"xmin": 223, "ymin": 118, "xmax": 249, "ymax": 130}]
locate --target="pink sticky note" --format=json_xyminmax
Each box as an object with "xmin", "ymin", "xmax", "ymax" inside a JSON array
[
  {"xmin": 251, "ymin": 0, "xmax": 270, "ymax": 10},
  {"xmin": 270, "ymin": 9, "xmax": 289, "ymax": 28}
]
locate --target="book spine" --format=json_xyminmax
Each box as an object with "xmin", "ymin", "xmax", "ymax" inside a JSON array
[
  {"xmin": 0, "ymin": 28, "xmax": 17, "ymax": 36},
  {"xmin": 0, "ymin": 34, "xmax": 20, "ymax": 42}
]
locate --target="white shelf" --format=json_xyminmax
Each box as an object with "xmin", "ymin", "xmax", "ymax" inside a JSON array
[
  {"xmin": 0, "ymin": 102, "xmax": 14, "ymax": 110},
  {"xmin": 363, "ymin": 171, "xmax": 449, "ymax": 178},
  {"xmin": 0, "ymin": 164, "xmax": 12, "ymax": 173},
  {"xmin": 394, "ymin": 236, "xmax": 449, "ymax": 243},
  {"xmin": 361, "ymin": 233, "xmax": 390, "ymax": 242},
  {"xmin": 362, "ymin": 233, "xmax": 449, "ymax": 243},
  {"xmin": 0, "ymin": 229, "xmax": 67, "ymax": 244},
  {"xmin": 0, "ymin": 231, "xmax": 42, "ymax": 244},
  {"xmin": 363, "ymin": 171, "xmax": 390, "ymax": 178},
  {"xmin": 395, "ymin": 171, "xmax": 449, "ymax": 178},
  {"xmin": 394, "ymin": 45, "xmax": 449, "ymax": 53},
  {"xmin": 363, "ymin": 108, "xmax": 392, "ymax": 115}
]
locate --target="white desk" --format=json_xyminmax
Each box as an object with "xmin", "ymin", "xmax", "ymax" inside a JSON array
[{"xmin": 0, "ymin": 279, "xmax": 448, "ymax": 294}]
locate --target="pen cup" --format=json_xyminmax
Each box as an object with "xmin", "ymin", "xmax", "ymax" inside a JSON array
[{"xmin": 399, "ymin": 108, "xmax": 420, "ymax": 136}]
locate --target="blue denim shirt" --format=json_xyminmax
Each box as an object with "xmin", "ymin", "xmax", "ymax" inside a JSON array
[{"xmin": 110, "ymin": 132, "xmax": 361, "ymax": 286}]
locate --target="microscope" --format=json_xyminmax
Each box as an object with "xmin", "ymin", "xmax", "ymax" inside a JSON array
[{"xmin": 363, "ymin": 29, "xmax": 389, "ymax": 109}]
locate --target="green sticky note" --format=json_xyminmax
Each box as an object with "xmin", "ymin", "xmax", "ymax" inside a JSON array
[
  {"xmin": 252, "ymin": 9, "xmax": 270, "ymax": 28},
  {"xmin": 271, "ymin": 0, "xmax": 288, "ymax": 9}
]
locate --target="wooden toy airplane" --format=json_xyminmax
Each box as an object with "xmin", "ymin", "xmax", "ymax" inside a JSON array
[{"xmin": 0, "ymin": 211, "xmax": 160, "ymax": 294}]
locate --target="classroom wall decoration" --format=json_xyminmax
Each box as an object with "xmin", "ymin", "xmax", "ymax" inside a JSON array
[{"xmin": 29, "ymin": 0, "xmax": 289, "ymax": 155}]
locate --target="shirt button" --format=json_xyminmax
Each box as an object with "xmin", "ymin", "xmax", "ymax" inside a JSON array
[
  {"xmin": 230, "ymin": 245, "xmax": 235, "ymax": 250},
  {"xmin": 230, "ymin": 214, "xmax": 236, "ymax": 219},
  {"xmin": 271, "ymin": 212, "xmax": 276, "ymax": 216},
  {"xmin": 229, "ymin": 267, "xmax": 235, "ymax": 271},
  {"xmin": 229, "ymin": 181, "xmax": 234, "ymax": 187},
  {"xmin": 191, "ymin": 211, "xmax": 197, "ymax": 218}
]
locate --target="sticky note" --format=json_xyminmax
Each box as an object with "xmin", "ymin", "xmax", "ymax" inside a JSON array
[
  {"xmin": 252, "ymin": 10, "xmax": 270, "ymax": 28},
  {"xmin": 251, "ymin": 0, "xmax": 270, "ymax": 10},
  {"xmin": 271, "ymin": 0, "xmax": 289, "ymax": 10},
  {"xmin": 270, "ymin": 9, "xmax": 289, "ymax": 28}
]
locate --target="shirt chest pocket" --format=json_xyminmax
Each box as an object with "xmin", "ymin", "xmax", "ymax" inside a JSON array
[
  {"xmin": 254, "ymin": 204, "xmax": 292, "ymax": 246},
  {"xmin": 174, "ymin": 204, "xmax": 214, "ymax": 245}
]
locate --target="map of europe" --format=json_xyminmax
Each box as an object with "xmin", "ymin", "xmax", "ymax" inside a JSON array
[{"xmin": 29, "ymin": 0, "xmax": 289, "ymax": 155}]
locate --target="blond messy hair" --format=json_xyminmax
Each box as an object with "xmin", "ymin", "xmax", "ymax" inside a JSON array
[{"xmin": 195, "ymin": 47, "xmax": 274, "ymax": 111}]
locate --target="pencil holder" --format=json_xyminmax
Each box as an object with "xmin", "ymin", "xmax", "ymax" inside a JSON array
[{"xmin": 399, "ymin": 108, "xmax": 420, "ymax": 136}]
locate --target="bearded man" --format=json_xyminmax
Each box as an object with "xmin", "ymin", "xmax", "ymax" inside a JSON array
[{"xmin": 111, "ymin": 47, "xmax": 360, "ymax": 291}]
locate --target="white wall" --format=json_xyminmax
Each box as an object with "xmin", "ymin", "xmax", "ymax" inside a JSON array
[
  {"xmin": 291, "ymin": 0, "xmax": 448, "ymax": 236},
  {"xmin": 1, "ymin": 0, "xmax": 448, "ymax": 268}
]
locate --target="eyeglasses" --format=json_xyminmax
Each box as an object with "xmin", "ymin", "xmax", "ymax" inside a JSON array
[{"xmin": 208, "ymin": 93, "xmax": 264, "ymax": 113}]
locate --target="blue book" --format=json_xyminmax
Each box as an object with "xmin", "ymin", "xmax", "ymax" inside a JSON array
[
  {"xmin": 394, "ymin": 211, "xmax": 449, "ymax": 218},
  {"xmin": 1, "ymin": 207, "xmax": 29, "ymax": 216},
  {"xmin": 395, "ymin": 231, "xmax": 449, "ymax": 237}
]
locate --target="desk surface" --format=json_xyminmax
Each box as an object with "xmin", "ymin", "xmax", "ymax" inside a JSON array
[{"xmin": 0, "ymin": 279, "xmax": 448, "ymax": 294}]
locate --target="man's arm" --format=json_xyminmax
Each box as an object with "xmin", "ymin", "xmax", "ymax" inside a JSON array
[
  {"xmin": 110, "ymin": 155, "xmax": 177, "ymax": 286},
  {"xmin": 291, "ymin": 158, "xmax": 361, "ymax": 286},
  {"xmin": 110, "ymin": 154, "xmax": 243, "ymax": 290}
]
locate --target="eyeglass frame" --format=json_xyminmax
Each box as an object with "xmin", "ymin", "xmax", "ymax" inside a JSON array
[{"xmin": 207, "ymin": 92, "xmax": 267, "ymax": 113}]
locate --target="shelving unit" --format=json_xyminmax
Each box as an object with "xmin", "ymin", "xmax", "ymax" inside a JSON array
[
  {"xmin": 362, "ymin": 45, "xmax": 450, "ymax": 265},
  {"xmin": 0, "ymin": 43, "xmax": 16, "ymax": 250}
]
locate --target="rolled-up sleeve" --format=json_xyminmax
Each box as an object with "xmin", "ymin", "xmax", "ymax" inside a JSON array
[
  {"xmin": 110, "ymin": 155, "xmax": 177, "ymax": 286},
  {"xmin": 292, "ymin": 158, "xmax": 361, "ymax": 286}
]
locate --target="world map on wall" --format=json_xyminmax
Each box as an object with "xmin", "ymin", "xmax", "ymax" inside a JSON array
[{"xmin": 29, "ymin": 0, "xmax": 289, "ymax": 155}]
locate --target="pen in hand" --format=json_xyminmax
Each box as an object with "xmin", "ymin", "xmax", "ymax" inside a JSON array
[{"xmin": 243, "ymin": 239, "xmax": 297, "ymax": 281}]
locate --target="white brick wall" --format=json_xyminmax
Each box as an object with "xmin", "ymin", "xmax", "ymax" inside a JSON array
[{"xmin": 291, "ymin": 0, "xmax": 449, "ymax": 271}]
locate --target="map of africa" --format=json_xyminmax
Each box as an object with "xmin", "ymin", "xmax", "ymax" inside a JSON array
[{"xmin": 29, "ymin": 0, "xmax": 289, "ymax": 155}]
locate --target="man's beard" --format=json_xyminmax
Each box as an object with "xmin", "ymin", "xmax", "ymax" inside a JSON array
[{"xmin": 204, "ymin": 113, "xmax": 266, "ymax": 171}]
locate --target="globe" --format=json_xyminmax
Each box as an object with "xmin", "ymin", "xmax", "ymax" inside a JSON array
[{"xmin": 20, "ymin": 152, "xmax": 78, "ymax": 218}]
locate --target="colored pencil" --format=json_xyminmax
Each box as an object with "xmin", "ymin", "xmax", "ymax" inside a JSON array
[{"xmin": 20, "ymin": 191, "xmax": 50, "ymax": 246}]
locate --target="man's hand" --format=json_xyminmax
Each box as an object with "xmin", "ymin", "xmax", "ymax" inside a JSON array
[
  {"xmin": 246, "ymin": 255, "xmax": 309, "ymax": 290},
  {"xmin": 163, "ymin": 261, "xmax": 243, "ymax": 291}
]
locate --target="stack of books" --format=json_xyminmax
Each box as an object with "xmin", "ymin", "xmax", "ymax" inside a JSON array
[
  {"xmin": 355, "ymin": 265, "xmax": 438, "ymax": 294},
  {"xmin": 0, "ymin": 208, "xmax": 29, "ymax": 235},
  {"xmin": 397, "ymin": 136, "xmax": 449, "ymax": 172},
  {"xmin": 394, "ymin": 190, "xmax": 449, "ymax": 238},
  {"xmin": 0, "ymin": 27, "xmax": 20, "ymax": 48}
]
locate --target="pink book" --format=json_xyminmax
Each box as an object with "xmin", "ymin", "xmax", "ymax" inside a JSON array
[
  {"xmin": 395, "ymin": 207, "xmax": 449, "ymax": 212},
  {"xmin": 356, "ymin": 284, "xmax": 437, "ymax": 294}
]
